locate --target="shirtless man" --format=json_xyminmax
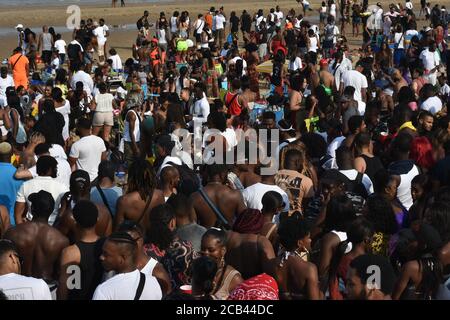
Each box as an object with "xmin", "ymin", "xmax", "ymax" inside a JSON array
[
  {"xmin": 225, "ymin": 229, "xmax": 276, "ymax": 280},
  {"xmin": 58, "ymin": 200, "xmax": 105, "ymax": 300},
  {"xmin": 318, "ymin": 59, "xmax": 335, "ymax": 94},
  {"xmin": 114, "ymin": 157, "xmax": 165, "ymax": 232},
  {"xmin": 390, "ymin": 69, "xmax": 408, "ymax": 101},
  {"xmin": 0, "ymin": 205, "xmax": 10, "ymax": 237},
  {"xmin": 137, "ymin": 40, "xmax": 150, "ymax": 64},
  {"xmin": 159, "ymin": 166, "xmax": 180, "ymax": 202},
  {"xmin": 56, "ymin": 170, "xmax": 112, "ymax": 243},
  {"xmin": 4, "ymin": 191, "xmax": 69, "ymax": 288},
  {"xmin": 190, "ymin": 164, "xmax": 247, "ymax": 228},
  {"xmin": 119, "ymin": 222, "xmax": 172, "ymax": 296}
]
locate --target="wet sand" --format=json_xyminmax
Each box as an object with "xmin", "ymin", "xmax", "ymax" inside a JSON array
[{"xmin": 0, "ymin": 0, "xmax": 436, "ymax": 62}]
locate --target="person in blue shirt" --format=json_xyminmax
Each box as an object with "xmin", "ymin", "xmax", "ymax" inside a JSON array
[
  {"xmin": 0, "ymin": 142, "xmax": 23, "ymax": 225},
  {"xmin": 90, "ymin": 160, "xmax": 123, "ymax": 217}
]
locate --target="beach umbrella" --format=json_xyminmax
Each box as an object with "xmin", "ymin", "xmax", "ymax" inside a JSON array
[
  {"xmin": 255, "ymin": 60, "xmax": 289, "ymax": 74},
  {"xmin": 255, "ymin": 60, "xmax": 273, "ymax": 74}
]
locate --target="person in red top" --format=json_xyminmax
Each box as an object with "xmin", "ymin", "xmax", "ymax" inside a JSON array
[
  {"xmin": 269, "ymin": 27, "xmax": 287, "ymax": 57},
  {"xmin": 149, "ymin": 38, "xmax": 162, "ymax": 77},
  {"xmin": 225, "ymin": 79, "xmax": 248, "ymax": 117},
  {"xmin": 8, "ymin": 47, "xmax": 29, "ymax": 90}
]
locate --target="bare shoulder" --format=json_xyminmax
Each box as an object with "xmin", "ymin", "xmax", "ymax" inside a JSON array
[
  {"xmin": 153, "ymin": 189, "xmax": 164, "ymax": 200},
  {"xmin": 403, "ymin": 260, "xmax": 420, "ymax": 273},
  {"xmin": 61, "ymin": 244, "xmax": 81, "ymax": 265},
  {"xmin": 117, "ymin": 193, "xmax": 131, "ymax": 207},
  {"xmin": 321, "ymin": 232, "xmax": 341, "ymax": 248},
  {"xmin": 46, "ymin": 225, "xmax": 70, "ymax": 243},
  {"xmin": 95, "ymin": 203, "xmax": 110, "ymax": 217}
]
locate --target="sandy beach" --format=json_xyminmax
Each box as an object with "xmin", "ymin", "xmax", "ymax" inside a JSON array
[{"xmin": 0, "ymin": 0, "xmax": 439, "ymax": 62}]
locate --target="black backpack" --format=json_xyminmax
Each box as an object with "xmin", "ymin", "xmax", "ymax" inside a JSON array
[
  {"xmin": 339, "ymin": 171, "xmax": 369, "ymax": 199},
  {"xmin": 67, "ymin": 43, "xmax": 80, "ymax": 60},
  {"xmin": 166, "ymin": 162, "xmax": 200, "ymax": 196}
]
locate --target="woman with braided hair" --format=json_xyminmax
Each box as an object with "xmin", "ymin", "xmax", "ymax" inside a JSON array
[
  {"xmin": 200, "ymin": 228, "xmax": 243, "ymax": 300},
  {"xmin": 114, "ymin": 157, "xmax": 165, "ymax": 233}
]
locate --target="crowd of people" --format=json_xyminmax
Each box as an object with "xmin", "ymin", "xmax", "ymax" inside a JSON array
[{"xmin": 1, "ymin": 0, "xmax": 450, "ymax": 301}]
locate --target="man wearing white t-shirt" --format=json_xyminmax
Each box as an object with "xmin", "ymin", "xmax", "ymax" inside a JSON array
[
  {"xmin": 215, "ymin": 12, "xmax": 226, "ymax": 48},
  {"xmin": 194, "ymin": 14, "xmax": 205, "ymax": 47},
  {"xmin": 120, "ymin": 222, "xmax": 172, "ymax": 296},
  {"xmin": 420, "ymin": 42, "xmax": 441, "ymax": 86},
  {"xmin": 0, "ymin": 239, "xmax": 52, "ymax": 300},
  {"xmin": 108, "ymin": 48, "xmax": 122, "ymax": 71},
  {"xmin": 71, "ymin": 65, "xmax": 94, "ymax": 97},
  {"xmin": 92, "ymin": 232, "xmax": 162, "ymax": 300},
  {"xmin": 275, "ymin": 6, "xmax": 284, "ymax": 27},
  {"xmin": 15, "ymin": 143, "xmax": 71, "ymax": 189},
  {"xmin": 54, "ymin": 34, "xmax": 67, "ymax": 65},
  {"xmin": 14, "ymin": 156, "xmax": 69, "ymax": 225},
  {"xmin": 189, "ymin": 86, "xmax": 210, "ymax": 126},
  {"xmin": 336, "ymin": 145, "xmax": 374, "ymax": 195},
  {"xmin": 69, "ymin": 118, "xmax": 107, "ymax": 182},
  {"xmin": 93, "ymin": 19, "xmax": 110, "ymax": 63},
  {"xmin": 340, "ymin": 62, "xmax": 368, "ymax": 103},
  {"xmin": 0, "ymin": 67, "xmax": 14, "ymax": 107},
  {"xmin": 242, "ymin": 168, "xmax": 290, "ymax": 213},
  {"xmin": 420, "ymin": 83, "xmax": 443, "ymax": 115}
]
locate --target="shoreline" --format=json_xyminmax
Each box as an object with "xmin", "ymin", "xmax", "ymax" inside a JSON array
[{"xmin": 0, "ymin": 0, "xmax": 437, "ymax": 63}]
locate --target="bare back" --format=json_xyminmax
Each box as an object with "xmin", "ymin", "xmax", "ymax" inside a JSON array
[
  {"xmin": 4, "ymin": 222, "xmax": 69, "ymax": 280},
  {"xmin": 225, "ymin": 231, "xmax": 276, "ymax": 280},
  {"xmin": 191, "ymin": 185, "xmax": 246, "ymax": 228},
  {"xmin": 275, "ymin": 256, "xmax": 314, "ymax": 299},
  {"xmin": 114, "ymin": 190, "xmax": 165, "ymax": 232},
  {"xmin": 57, "ymin": 204, "xmax": 112, "ymax": 243},
  {"xmin": 319, "ymin": 70, "xmax": 335, "ymax": 89}
]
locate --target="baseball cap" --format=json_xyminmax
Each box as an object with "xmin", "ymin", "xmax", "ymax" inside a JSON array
[
  {"xmin": 28, "ymin": 190, "xmax": 55, "ymax": 215},
  {"xmin": 0, "ymin": 142, "xmax": 12, "ymax": 155},
  {"xmin": 70, "ymin": 170, "xmax": 90, "ymax": 188},
  {"xmin": 424, "ymin": 26, "xmax": 432, "ymax": 32},
  {"xmin": 15, "ymin": 24, "xmax": 23, "ymax": 29},
  {"xmin": 319, "ymin": 58, "xmax": 329, "ymax": 67}
]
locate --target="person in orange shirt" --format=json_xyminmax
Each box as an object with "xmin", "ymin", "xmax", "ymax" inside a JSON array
[
  {"xmin": 8, "ymin": 47, "xmax": 29, "ymax": 90},
  {"xmin": 205, "ymin": 7, "xmax": 214, "ymax": 29}
]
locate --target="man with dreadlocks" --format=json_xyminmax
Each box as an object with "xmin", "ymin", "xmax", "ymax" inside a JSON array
[
  {"xmin": 114, "ymin": 158, "xmax": 165, "ymax": 233},
  {"xmin": 56, "ymin": 170, "xmax": 112, "ymax": 243}
]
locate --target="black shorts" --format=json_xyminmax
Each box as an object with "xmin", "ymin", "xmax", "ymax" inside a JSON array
[{"xmin": 195, "ymin": 33, "xmax": 201, "ymax": 42}]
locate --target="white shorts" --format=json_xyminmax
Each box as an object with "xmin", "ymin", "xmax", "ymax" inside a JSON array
[
  {"xmin": 93, "ymin": 111, "xmax": 114, "ymax": 126},
  {"xmin": 97, "ymin": 42, "xmax": 106, "ymax": 57}
]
